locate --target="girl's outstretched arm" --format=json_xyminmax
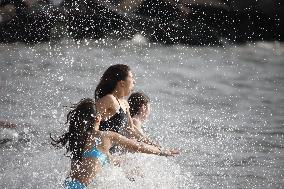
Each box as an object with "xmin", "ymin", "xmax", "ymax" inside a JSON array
[{"xmin": 108, "ymin": 132, "xmax": 179, "ymax": 157}]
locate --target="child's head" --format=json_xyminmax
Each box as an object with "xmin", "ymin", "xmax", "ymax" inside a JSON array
[
  {"xmin": 51, "ymin": 98, "xmax": 100, "ymax": 161},
  {"xmin": 128, "ymin": 92, "xmax": 150, "ymax": 121}
]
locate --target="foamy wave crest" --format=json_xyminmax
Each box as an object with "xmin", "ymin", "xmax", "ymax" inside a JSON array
[
  {"xmin": 0, "ymin": 147, "xmax": 197, "ymax": 189},
  {"xmin": 94, "ymin": 153, "xmax": 198, "ymax": 189}
]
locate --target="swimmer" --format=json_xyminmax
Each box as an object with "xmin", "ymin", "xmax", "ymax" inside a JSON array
[
  {"xmin": 95, "ymin": 64, "xmax": 158, "ymax": 150},
  {"xmin": 128, "ymin": 91, "xmax": 160, "ymax": 147},
  {"xmin": 128, "ymin": 91, "xmax": 151, "ymax": 134},
  {"xmin": 51, "ymin": 98, "xmax": 179, "ymax": 189},
  {"xmin": 0, "ymin": 120, "xmax": 18, "ymax": 144}
]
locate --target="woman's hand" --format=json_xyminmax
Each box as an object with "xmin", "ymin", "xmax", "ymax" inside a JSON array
[{"xmin": 160, "ymin": 149, "xmax": 180, "ymax": 157}]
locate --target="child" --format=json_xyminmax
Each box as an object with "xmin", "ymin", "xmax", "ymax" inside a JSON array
[
  {"xmin": 128, "ymin": 92, "xmax": 160, "ymax": 148},
  {"xmin": 51, "ymin": 98, "xmax": 179, "ymax": 189},
  {"xmin": 128, "ymin": 92, "xmax": 151, "ymax": 134}
]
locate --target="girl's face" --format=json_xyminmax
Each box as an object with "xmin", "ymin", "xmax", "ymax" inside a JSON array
[{"xmin": 141, "ymin": 103, "xmax": 151, "ymax": 122}]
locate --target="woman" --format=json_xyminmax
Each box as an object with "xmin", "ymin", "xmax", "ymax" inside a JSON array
[
  {"xmin": 51, "ymin": 98, "xmax": 179, "ymax": 189},
  {"xmin": 95, "ymin": 64, "xmax": 144, "ymax": 140}
]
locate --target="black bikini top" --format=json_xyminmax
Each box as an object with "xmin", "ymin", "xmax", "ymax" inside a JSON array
[{"xmin": 99, "ymin": 98, "xmax": 128, "ymax": 133}]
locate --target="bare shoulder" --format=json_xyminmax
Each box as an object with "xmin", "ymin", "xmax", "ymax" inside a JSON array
[
  {"xmin": 122, "ymin": 99, "xmax": 130, "ymax": 109},
  {"xmin": 96, "ymin": 94, "xmax": 115, "ymax": 105},
  {"xmin": 96, "ymin": 95, "xmax": 116, "ymax": 109}
]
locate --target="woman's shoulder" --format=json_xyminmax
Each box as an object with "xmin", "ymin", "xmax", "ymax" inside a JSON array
[
  {"xmin": 96, "ymin": 95, "xmax": 116, "ymax": 106},
  {"xmin": 121, "ymin": 99, "xmax": 130, "ymax": 108}
]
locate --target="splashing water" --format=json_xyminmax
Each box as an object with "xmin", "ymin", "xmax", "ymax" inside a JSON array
[{"xmin": 0, "ymin": 39, "xmax": 283, "ymax": 188}]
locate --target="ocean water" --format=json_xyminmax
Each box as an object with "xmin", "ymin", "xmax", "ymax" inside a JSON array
[{"xmin": 0, "ymin": 39, "xmax": 283, "ymax": 188}]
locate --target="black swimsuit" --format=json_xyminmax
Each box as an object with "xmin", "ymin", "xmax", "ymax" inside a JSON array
[{"xmin": 99, "ymin": 98, "xmax": 128, "ymax": 134}]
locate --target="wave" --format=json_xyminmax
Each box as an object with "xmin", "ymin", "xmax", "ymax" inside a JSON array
[{"xmin": 0, "ymin": 147, "xmax": 198, "ymax": 188}]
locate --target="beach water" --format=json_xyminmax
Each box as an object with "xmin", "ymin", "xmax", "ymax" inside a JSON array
[{"xmin": 0, "ymin": 39, "xmax": 283, "ymax": 188}]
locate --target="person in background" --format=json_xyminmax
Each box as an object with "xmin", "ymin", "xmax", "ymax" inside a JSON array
[
  {"xmin": 128, "ymin": 91, "xmax": 151, "ymax": 134},
  {"xmin": 0, "ymin": 120, "xmax": 18, "ymax": 144},
  {"xmin": 51, "ymin": 98, "xmax": 179, "ymax": 189},
  {"xmin": 0, "ymin": 120, "xmax": 16, "ymax": 129},
  {"xmin": 128, "ymin": 91, "xmax": 161, "ymax": 148}
]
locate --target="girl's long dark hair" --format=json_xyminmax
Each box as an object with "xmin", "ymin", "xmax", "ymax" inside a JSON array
[
  {"xmin": 51, "ymin": 98, "xmax": 96, "ymax": 161},
  {"xmin": 95, "ymin": 64, "xmax": 130, "ymax": 100}
]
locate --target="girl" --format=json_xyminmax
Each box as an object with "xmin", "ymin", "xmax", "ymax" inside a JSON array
[
  {"xmin": 51, "ymin": 98, "xmax": 179, "ymax": 189},
  {"xmin": 128, "ymin": 91, "xmax": 160, "ymax": 147},
  {"xmin": 128, "ymin": 91, "xmax": 151, "ymax": 134}
]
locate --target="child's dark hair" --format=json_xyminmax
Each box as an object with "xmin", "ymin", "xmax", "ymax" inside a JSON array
[
  {"xmin": 128, "ymin": 92, "xmax": 150, "ymax": 117},
  {"xmin": 51, "ymin": 98, "xmax": 96, "ymax": 161}
]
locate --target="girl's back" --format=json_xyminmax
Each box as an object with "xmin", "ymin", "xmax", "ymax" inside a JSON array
[{"xmin": 69, "ymin": 131, "xmax": 112, "ymax": 186}]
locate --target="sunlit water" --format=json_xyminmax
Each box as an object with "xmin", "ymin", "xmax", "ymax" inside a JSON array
[{"xmin": 0, "ymin": 39, "xmax": 283, "ymax": 188}]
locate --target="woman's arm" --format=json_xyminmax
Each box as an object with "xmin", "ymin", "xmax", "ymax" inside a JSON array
[
  {"xmin": 95, "ymin": 95, "xmax": 117, "ymax": 121},
  {"xmin": 126, "ymin": 115, "xmax": 162, "ymax": 147},
  {"xmin": 123, "ymin": 100, "xmax": 157, "ymax": 143},
  {"xmin": 109, "ymin": 132, "xmax": 179, "ymax": 157}
]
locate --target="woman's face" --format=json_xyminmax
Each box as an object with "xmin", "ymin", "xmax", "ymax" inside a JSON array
[{"xmin": 123, "ymin": 71, "xmax": 135, "ymax": 96}]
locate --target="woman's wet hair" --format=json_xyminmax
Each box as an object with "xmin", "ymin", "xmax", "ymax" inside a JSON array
[
  {"xmin": 51, "ymin": 98, "xmax": 96, "ymax": 161},
  {"xmin": 128, "ymin": 92, "xmax": 150, "ymax": 117},
  {"xmin": 95, "ymin": 64, "xmax": 130, "ymax": 100}
]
